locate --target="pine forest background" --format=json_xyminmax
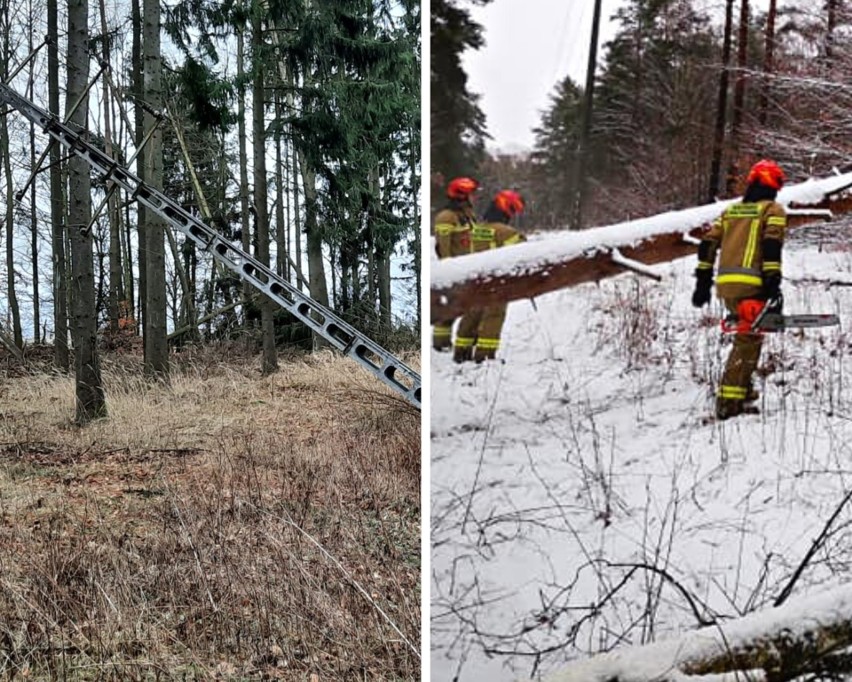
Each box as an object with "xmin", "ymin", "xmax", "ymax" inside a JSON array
[
  {"xmin": 431, "ymin": 0, "xmax": 850, "ymax": 231},
  {"xmin": 0, "ymin": 0, "xmax": 421, "ymax": 405}
]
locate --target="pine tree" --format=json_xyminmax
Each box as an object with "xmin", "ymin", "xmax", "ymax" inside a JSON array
[
  {"xmin": 67, "ymin": 0, "xmax": 107, "ymax": 423},
  {"xmin": 430, "ymin": 0, "xmax": 489, "ymax": 182}
]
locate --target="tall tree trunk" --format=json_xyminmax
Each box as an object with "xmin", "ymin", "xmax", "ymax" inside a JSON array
[
  {"xmin": 292, "ymin": 132, "xmax": 304, "ymax": 292},
  {"xmin": 132, "ymin": 0, "xmax": 146, "ymax": 338},
  {"xmin": 758, "ymin": 0, "xmax": 776, "ymax": 126},
  {"xmin": 67, "ymin": 0, "xmax": 107, "ymax": 423},
  {"xmin": 99, "ymin": 0, "xmax": 123, "ymax": 332},
  {"xmin": 709, "ymin": 0, "xmax": 735, "ymax": 200},
  {"xmin": 27, "ymin": 10, "xmax": 40, "ymax": 344},
  {"xmin": 142, "ymin": 0, "xmax": 168, "ymax": 378},
  {"xmin": 48, "ymin": 0, "xmax": 68, "ymax": 367},
  {"xmin": 0, "ymin": 117, "xmax": 21, "ymax": 348},
  {"xmin": 274, "ymin": 92, "xmax": 288, "ymax": 281},
  {"xmin": 826, "ymin": 0, "xmax": 837, "ymax": 71},
  {"xmin": 0, "ymin": 9, "xmax": 22, "ymax": 349},
  {"xmin": 252, "ymin": 5, "xmax": 277, "ymax": 374},
  {"xmin": 409, "ymin": 123, "xmax": 420, "ymax": 330},
  {"xmin": 122, "ymin": 197, "xmax": 135, "ymax": 323},
  {"xmin": 300, "ymin": 155, "xmax": 328, "ymax": 349},
  {"xmin": 726, "ymin": 0, "xmax": 749, "ymax": 196},
  {"xmin": 237, "ymin": 29, "xmax": 252, "ymax": 312}
]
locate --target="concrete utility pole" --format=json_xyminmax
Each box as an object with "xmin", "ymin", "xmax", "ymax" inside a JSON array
[{"xmin": 572, "ymin": 0, "xmax": 602, "ymax": 230}]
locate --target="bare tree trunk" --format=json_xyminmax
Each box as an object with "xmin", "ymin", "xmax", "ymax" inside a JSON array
[
  {"xmin": 726, "ymin": 0, "xmax": 749, "ymax": 196},
  {"xmin": 142, "ymin": 0, "xmax": 168, "ymax": 379},
  {"xmin": 709, "ymin": 0, "xmax": 735, "ymax": 200},
  {"xmin": 370, "ymin": 168, "xmax": 391, "ymax": 333},
  {"xmin": 48, "ymin": 0, "xmax": 68, "ymax": 367},
  {"xmin": 409, "ymin": 124, "xmax": 420, "ymax": 329},
  {"xmin": 252, "ymin": 5, "xmax": 277, "ymax": 374},
  {"xmin": 758, "ymin": 0, "xmax": 776, "ymax": 126},
  {"xmin": 122, "ymin": 196, "xmax": 135, "ymax": 323},
  {"xmin": 237, "ymin": 29, "xmax": 252, "ymax": 311},
  {"xmin": 275, "ymin": 92, "xmax": 288, "ymax": 281},
  {"xmin": 300, "ymin": 156, "xmax": 329, "ymax": 349},
  {"xmin": 0, "ymin": 5, "xmax": 22, "ymax": 349},
  {"xmin": 99, "ymin": 0, "xmax": 123, "ymax": 332},
  {"xmin": 132, "ymin": 0, "xmax": 146, "ymax": 339},
  {"xmin": 67, "ymin": 0, "xmax": 107, "ymax": 423},
  {"xmin": 27, "ymin": 9, "xmax": 40, "ymax": 344},
  {"xmin": 292, "ymin": 134, "xmax": 304, "ymax": 292},
  {"xmin": 826, "ymin": 0, "xmax": 837, "ymax": 71}
]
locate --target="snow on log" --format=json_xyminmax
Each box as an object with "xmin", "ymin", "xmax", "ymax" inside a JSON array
[
  {"xmin": 544, "ymin": 582, "xmax": 852, "ymax": 682},
  {"xmin": 431, "ymin": 174, "xmax": 852, "ymax": 322}
]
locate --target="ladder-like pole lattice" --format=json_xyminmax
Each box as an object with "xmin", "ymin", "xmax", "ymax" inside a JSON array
[{"xmin": 0, "ymin": 82, "xmax": 421, "ymax": 409}]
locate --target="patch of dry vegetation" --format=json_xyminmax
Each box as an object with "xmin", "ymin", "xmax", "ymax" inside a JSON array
[{"xmin": 0, "ymin": 347, "xmax": 421, "ymax": 680}]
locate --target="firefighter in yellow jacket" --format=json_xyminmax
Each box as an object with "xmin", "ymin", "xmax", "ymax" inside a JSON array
[
  {"xmin": 454, "ymin": 190, "xmax": 527, "ymax": 363},
  {"xmin": 692, "ymin": 159, "xmax": 787, "ymax": 420},
  {"xmin": 433, "ymin": 177, "xmax": 479, "ymax": 350}
]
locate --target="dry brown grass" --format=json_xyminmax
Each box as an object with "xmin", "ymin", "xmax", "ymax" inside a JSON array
[{"xmin": 0, "ymin": 347, "xmax": 421, "ymax": 680}]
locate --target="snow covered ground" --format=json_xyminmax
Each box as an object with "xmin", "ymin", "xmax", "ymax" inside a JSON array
[{"xmin": 430, "ymin": 218, "xmax": 852, "ymax": 680}]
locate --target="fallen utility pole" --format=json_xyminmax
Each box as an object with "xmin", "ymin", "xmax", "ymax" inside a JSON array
[
  {"xmin": 432, "ymin": 180, "xmax": 852, "ymax": 323},
  {"xmin": 0, "ymin": 81, "xmax": 421, "ymax": 409}
]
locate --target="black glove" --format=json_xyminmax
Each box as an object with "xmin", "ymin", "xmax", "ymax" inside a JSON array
[
  {"xmin": 762, "ymin": 271, "xmax": 781, "ymax": 300},
  {"xmin": 691, "ymin": 269, "xmax": 713, "ymax": 308}
]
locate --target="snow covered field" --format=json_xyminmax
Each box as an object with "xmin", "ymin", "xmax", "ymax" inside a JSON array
[{"xmin": 430, "ymin": 219, "xmax": 852, "ymax": 680}]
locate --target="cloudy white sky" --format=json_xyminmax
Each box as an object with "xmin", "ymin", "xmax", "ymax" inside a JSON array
[
  {"xmin": 461, "ymin": 0, "xmax": 793, "ymax": 153},
  {"xmin": 461, "ymin": 0, "xmax": 628, "ymax": 153}
]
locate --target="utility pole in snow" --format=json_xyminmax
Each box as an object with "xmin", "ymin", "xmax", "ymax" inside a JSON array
[{"xmin": 571, "ymin": 0, "xmax": 602, "ymax": 230}]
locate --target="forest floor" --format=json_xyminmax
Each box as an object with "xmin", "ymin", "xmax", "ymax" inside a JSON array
[
  {"xmin": 0, "ymin": 344, "xmax": 421, "ymax": 680},
  {"xmin": 431, "ymin": 218, "xmax": 852, "ymax": 680}
]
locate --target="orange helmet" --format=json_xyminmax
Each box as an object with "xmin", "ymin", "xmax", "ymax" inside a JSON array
[
  {"xmin": 494, "ymin": 189, "xmax": 525, "ymax": 218},
  {"xmin": 746, "ymin": 159, "xmax": 786, "ymax": 191},
  {"xmin": 447, "ymin": 176, "xmax": 479, "ymax": 200}
]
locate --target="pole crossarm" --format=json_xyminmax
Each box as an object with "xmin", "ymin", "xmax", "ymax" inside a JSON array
[{"xmin": 0, "ymin": 81, "xmax": 420, "ymax": 409}]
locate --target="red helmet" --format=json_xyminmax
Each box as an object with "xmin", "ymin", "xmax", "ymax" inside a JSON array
[
  {"xmin": 494, "ymin": 189, "xmax": 525, "ymax": 218},
  {"xmin": 447, "ymin": 176, "xmax": 479, "ymax": 200},
  {"xmin": 746, "ymin": 159, "xmax": 786, "ymax": 190}
]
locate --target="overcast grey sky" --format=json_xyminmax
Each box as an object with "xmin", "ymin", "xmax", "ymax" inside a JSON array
[
  {"xmin": 461, "ymin": 0, "xmax": 791, "ymax": 153},
  {"xmin": 461, "ymin": 0, "xmax": 628, "ymax": 152}
]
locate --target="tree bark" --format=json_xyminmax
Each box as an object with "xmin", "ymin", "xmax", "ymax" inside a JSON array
[
  {"xmin": 67, "ymin": 0, "xmax": 107, "ymax": 423},
  {"xmin": 142, "ymin": 0, "xmax": 168, "ymax": 379},
  {"xmin": 758, "ymin": 0, "xmax": 777, "ymax": 126},
  {"xmin": 27, "ymin": 10, "xmax": 40, "ymax": 344},
  {"xmin": 709, "ymin": 0, "xmax": 735, "ymax": 200},
  {"xmin": 48, "ymin": 0, "xmax": 68, "ymax": 367},
  {"xmin": 252, "ymin": 4, "xmax": 277, "ymax": 374},
  {"xmin": 0, "ymin": 6, "xmax": 22, "ymax": 349},
  {"xmin": 237, "ymin": 28, "xmax": 252, "ymax": 311},
  {"xmin": 726, "ymin": 0, "xmax": 749, "ymax": 196},
  {"xmin": 132, "ymin": 0, "xmax": 146, "ymax": 339},
  {"xmin": 274, "ymin": 92, "xmax": 288, "ymax": 281},
  {"xmin": 99, "ymin": 0, "xmax": 123, "ymax": 332},
  {"xmin": 299, "ymin": 153, "xmax": 329, "ymax": 349}
]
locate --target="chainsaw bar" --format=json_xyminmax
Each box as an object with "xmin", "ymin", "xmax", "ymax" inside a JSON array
[{"xmin": 757, "ymin": 313, "xmax": 840, "ymax": 331}]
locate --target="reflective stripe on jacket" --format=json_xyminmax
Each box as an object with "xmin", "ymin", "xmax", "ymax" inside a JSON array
[
  {"xmin": 697, "ymin": 200, "xmax": 787, "ymax": 300},
  {"xmin": 470, "ymin": 222, "xmax": 525, "ymax": 253},
  {"xmin": 434, "ymin": 206, "xmax": 476, "ymax": 259}
]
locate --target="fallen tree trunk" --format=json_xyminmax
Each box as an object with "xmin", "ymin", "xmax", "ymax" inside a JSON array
[
  {"xmin": 545, "ymin": 582, "xmax": 852, "ymax": 682},
  {"xmin": 432, "ymin": 174, "xmax": 852, "ymax": 323}
]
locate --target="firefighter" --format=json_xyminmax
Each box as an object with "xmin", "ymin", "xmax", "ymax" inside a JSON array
[
  {"xmin": 454, "ymin": 190, "xmax": 527, "ymax": 363},
  {"xmin": 433, "ymin": 176, "xmax": 480, "ymax": 351},
  {"xmin": 691, "ymin": 159, "xmax": 788, "ymax": 420}
]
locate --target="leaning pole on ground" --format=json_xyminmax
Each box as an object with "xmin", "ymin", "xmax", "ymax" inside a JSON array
[{"xmin": 431, "ymin": 174, "xmax": 852, "ymax": 323}]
